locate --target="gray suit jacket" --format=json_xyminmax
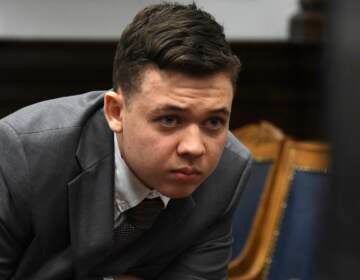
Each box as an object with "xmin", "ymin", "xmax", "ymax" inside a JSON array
[{"xmin": 0, "ymin": 91, "xmax": 251, "ymax": 280}]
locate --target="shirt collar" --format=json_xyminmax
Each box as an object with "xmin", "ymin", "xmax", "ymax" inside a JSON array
[{"xmin": 113, "ymin": 134, "xmax": 170, "ymax": 213}]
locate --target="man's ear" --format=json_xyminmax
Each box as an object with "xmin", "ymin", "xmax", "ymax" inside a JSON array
[{"xmin": 104, "ymin": 90, "xmax": 125, "ymax": 133}]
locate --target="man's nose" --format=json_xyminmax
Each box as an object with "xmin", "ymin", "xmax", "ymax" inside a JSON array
[{"xmin": 177, "ymin": 125, "xmax": 206, "ymax": 158}]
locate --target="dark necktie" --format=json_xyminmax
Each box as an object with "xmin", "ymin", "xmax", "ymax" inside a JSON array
[
  {"xmin": 91, "ymin": 197, "xmax": 164, "ymax": 277},
  {"xmin": 113, "ymin": 197, "xmax": 164, "ymax": 249}
]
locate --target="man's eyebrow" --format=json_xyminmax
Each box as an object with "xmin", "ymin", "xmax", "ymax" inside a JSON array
[
  {"xmin": 150, "ymin": 105, "xmax": 186, "ymax": 114},
  {"xmin": 210, "ymin": 108, "xmax": 231, "ymax": 117},
  {"xmin": 149, "ymin": 105, "xmax": 230, "ymax": 117}
]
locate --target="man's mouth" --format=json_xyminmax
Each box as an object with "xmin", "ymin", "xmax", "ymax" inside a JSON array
[{"xmin": 171, "ymin": 167, "xmax": 202, "ymax": 182}]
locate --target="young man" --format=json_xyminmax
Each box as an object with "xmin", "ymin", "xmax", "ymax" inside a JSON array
[{"xmin": 0, "ymin": 2, "xmax": 251, "ymax": 280}]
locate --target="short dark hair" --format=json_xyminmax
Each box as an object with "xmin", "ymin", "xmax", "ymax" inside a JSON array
[{"xmin": 112, "ymin": 2, "xmax": 241, "ymax": 99}]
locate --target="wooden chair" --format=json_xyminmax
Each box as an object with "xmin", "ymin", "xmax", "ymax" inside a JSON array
[
  {"xmin": 230, "ymin": 122, "xmax": 285, "ymax": 261},
  {"xmin": 229, "ymin": 140, "xmax": 329, "ymax": 280}
]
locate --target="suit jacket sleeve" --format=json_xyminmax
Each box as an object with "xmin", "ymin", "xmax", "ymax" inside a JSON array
[
  {"xmin": 0, "ymin": 120, "xmax": 32, "ymax": 279},
  {"xmin": 157, "ymin": 155, "xmax": 252, "ymax": 280}
]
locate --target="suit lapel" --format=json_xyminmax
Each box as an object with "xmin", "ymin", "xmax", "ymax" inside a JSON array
[{"xmin": 68, "ymin": 109, "xmax": 115, "ymax": 277}]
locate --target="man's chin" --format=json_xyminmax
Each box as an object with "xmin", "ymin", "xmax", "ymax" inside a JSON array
[{"xmin": 157, "ymin": 184, "xmax": 201, "ymax": 199}]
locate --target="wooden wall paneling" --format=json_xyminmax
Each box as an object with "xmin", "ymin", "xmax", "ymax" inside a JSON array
[{"xmin": 230, "ymin": 42, "xmax": 323, "ymax": 139}]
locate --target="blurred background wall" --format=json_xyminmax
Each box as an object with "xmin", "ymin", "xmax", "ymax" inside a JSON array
[{"xmin": 0, "ymin": 0, "xmax": 297, "ymax": 40}]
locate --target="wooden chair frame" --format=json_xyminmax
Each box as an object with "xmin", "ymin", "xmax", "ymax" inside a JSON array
[{"xmin": 230, "ymin": 122, "xmax": 285, "ymax": 273}]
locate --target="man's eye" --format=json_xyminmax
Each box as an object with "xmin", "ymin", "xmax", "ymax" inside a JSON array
[
  {"xmin": 204, "ymin": 117, "xmax": 225, "ymax": 130},
  {"xmin": 157, "ymin": 116, "xmax": 178, "ymax": 127}
]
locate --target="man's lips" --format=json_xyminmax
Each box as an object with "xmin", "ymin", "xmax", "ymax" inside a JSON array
[
  {"xmin": 171, "ymin": 167, "xmax": 202, "ymax": 181},
  {"xmin": 173, "ymin": 167, "xmax": 201, "ymax": 175}
]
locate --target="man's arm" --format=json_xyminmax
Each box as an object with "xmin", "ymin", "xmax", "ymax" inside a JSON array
[
  {"xmin": 0, "ymin": 173, "xmax": 26, "ymax": 278},
  {"xmin": 158, "ymin": 157, "xmax": 252, "ymax": 280},
  {"xmin": 0, "ymin": 121, "xmax": 31, "ymax": 279},
  {"xmin": 158, "ymin": 211, "xmax": 234, "ymax": 280}
]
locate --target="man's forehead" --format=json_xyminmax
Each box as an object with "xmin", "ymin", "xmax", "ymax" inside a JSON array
[
  {"xmin": 152, "ymin": 103, "xmax": 230, "ymax": 115},
  {"xmin": 139, "ymin": 67, "xmax": 233, "ymax": 91},
  {"xmin": 126, "ymin": 67, "xmax": 234, "ymax": 111},
  {"xmin": 147, "ymin": 103, "xmax": 231, "ymax": 116}
]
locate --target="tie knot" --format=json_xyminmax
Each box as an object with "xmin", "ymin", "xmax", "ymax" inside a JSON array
[{"xmin": 125, "ymin": 197, "xmax": 164, "ymax": 230}]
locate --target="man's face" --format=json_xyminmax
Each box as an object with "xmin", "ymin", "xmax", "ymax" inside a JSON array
[{"xmin": 105, "ymin": 67, "xmax": 233, "ymax": 198}]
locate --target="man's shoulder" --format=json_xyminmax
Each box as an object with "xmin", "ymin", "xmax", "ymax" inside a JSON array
[
  {"xmin": 194, "ymin": 131, "xmax": 251, "ymax": 212},
  {"xmin": 223, "ymin": 131, "xmax": 251, "ymax": 163},
  {"xmin": 0, "ymin": 90, "xmax": 105, "ymax": 135},
  {"xmin": 216, "ymin": 131, "xmax": 251, "ymax": 197}
]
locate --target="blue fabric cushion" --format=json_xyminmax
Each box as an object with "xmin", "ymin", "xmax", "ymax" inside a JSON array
[{"xmin": 266, "ymin": 170, "xmax": 330, "ymax": 280}]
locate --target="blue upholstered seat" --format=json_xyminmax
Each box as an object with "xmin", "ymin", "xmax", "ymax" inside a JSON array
[
  {"xmin": 230, "ymin": 122, "xmax": 284, "ymax": 262},
  {"xmin": 265, "ymin": 170, "xmax": 330, "ymax": 280},
  {"xmin": 228, "ymin": 139, "xmax": 329, "ymax": 280}
]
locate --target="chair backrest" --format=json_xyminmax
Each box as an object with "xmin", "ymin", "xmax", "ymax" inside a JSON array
[
  {"xmin": 230, "ymin": 122, "xmax": 285, "ymax": 261},
  {"xmin": 263, "ymin": 141, "xmax": 329, "ymax": 280},
  {"xmin": 229, "ymin": 140, "xmax": 329, "ymax": 280}
]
